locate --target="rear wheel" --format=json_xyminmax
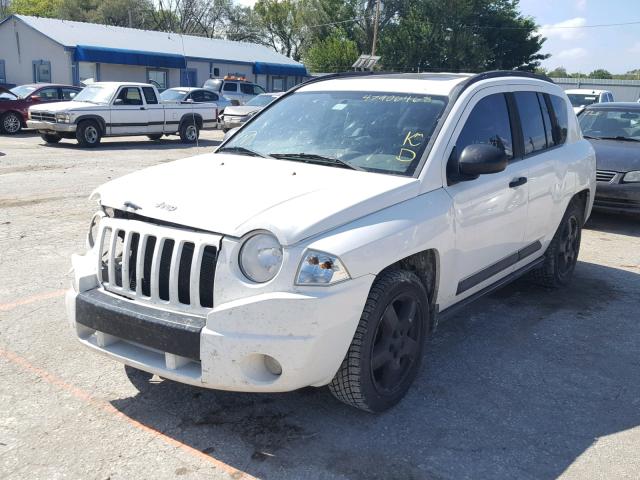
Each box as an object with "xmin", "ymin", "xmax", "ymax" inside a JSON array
[
  {"xmin": 179, "ymin": 120, "xmax": 199, "ymax": 143},
  {"xmin": 41, "ymin": 133, "xmax": 61, "ymax": 144},
  {"xmin": 1, "ymin": 112, "xmax": 22, "ymax": 134},
  {"xmin": 531, "ymin": 199, "xmax": 583, "ymax": 288},
  {"xmin": 76, "ymin": 120, "xmax": 101, "ymax": 147},
  {"xmin": 329, "ymin": 270, "xmax": 429, "ymax": 412}
]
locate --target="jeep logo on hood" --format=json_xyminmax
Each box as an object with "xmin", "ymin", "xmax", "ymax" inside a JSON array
[{"xmin": 155, "ymin": 202, "xmax": 177, "ymax": 212}]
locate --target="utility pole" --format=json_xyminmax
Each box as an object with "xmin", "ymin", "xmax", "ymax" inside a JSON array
[{"xmin": 371, "ymin": 0, "xmax": 381, "ymax": 56}]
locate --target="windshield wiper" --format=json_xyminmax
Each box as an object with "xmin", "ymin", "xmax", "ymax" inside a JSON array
[
  {"xmin": 269, "ymin": 153, "xmax": 363, "ymax": 171},
  {"xmin": 217, "ymin": 146, "xmax": 270, "ymax": 158},
  {"xmin": 583, "ymin": 135, "xmax": 601, "ymax": 139},
  {"xmin": 597, "ymin": 136, "xmax": 640, "ymax": 142}
]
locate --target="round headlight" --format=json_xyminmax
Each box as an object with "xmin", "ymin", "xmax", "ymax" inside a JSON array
[{"xmin": 239, "ymin": 233, "xmax": 283, "ymax": 283}]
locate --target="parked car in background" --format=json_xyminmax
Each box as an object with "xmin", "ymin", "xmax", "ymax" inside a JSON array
[
  {"xmin": 160, "ymin": 87, "xmax": 232, "ymax": 114},
  {"xmin": 27, "ymin": 82, "xmax": 218, "ymax": 147},
  {"xmin": 566, "ymin": 89, "xmax": 614, "ymax": 115},
  {"xmin": 0, "ymin": 83, "xmax": 82, "ymax": 134},
  {"xmin": 203, "ymin": 75, "xmax": 267, "ymax": 105},
  {"xmin": 67, "ymin": 71, "xmax": 595, "ymax": 413},
  {"xmin": 221, "ymin": 92, "xmax": 284, "ymax": 132},
  {"xmin": 578, "ymin": 102, "xmax": 640, "ymax": 214}
]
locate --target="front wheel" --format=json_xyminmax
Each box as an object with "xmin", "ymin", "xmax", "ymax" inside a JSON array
[
  {"xmin": 41, "ymin": 133, "xmax": 61, "ymax": 144},
  {"xmin": 329, "ymin": 270, "xmax": 429, "ymax": 412},
  {"xmin": 1, "ymin": 112, "xmax": 22, "ymax": 134},
  {"xmin": 76, "ymin": 120, "xmax": 102, "ymax": 147},
  {"xmin": 179, "ymin": 121, "xmax": 199, "ymax": 143},
  {"xmin": 531, "ymin": 199, "xmax": 583, "ymax": 288}
]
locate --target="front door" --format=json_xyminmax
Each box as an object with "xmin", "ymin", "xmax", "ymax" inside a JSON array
[
  {"xmin": 444, "ymin": 90, "xmax": 530, "ymax": 301},
  {"xmin": 110, "ymin": 86, "xmax": 148, "ymax": 135}
]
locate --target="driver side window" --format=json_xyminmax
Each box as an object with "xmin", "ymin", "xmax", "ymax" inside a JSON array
[
  {"xmin": 454, "ymin": 93, "xmax": 514, "ymax": 161},
  {"xmin": 116, "ymin": 87, "xmax": 143, "ymax": 106}
]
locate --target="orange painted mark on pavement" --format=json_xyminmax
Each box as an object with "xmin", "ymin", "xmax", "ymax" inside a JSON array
[
  {"xmin": 0, "ymin": 347, "xmax": 256, "ymax": 480},
  {"xmin": 0, "ymin": 289, "xmax": 66, "ymax": 312}
]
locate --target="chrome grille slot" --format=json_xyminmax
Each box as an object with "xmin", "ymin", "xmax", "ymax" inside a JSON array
[
  {"xmin": 596, "ymin": 170, "xmax": 616, "ymax": 183},
  {"xmin": 31, "ymin": 112, "xmax": 56, "ymax": 122},
  {"xmin": 97, "ymin": 218, "xmax": 222, "ymax": 316}
]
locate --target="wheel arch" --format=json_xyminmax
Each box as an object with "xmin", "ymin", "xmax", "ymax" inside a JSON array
[
  {"xmin": 572, "ymin": 188, "xmax": 590, "ymax": 223},
  {"xmin": 180, "ymin": 113, "xmax": 203, "ymax": 129},
  {"xmin": 378, "ymin": 248, "xmax": 440, "ymax": 331},
  {"xmin": 75, "ymin": 115, "xmax": 106, "ymax": 134}
]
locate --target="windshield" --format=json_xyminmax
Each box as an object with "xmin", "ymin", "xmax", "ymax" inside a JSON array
[
  {"xmin": 220, "ymin": 91, "xmax": 448, "ymax": 176},
  {"xmin": 246, "ymin": 94, "xmax": 277, "ymax": 107},
  {"xmin": 579, "ymin": 108, "xmax": 640, "ymax": 140},
  {"xmin": 160, "ymin": 89, "xmax": 188, "ymax": 102},
  {"xmin": 568, "ymin": 93, "xmax": 599, "ymax": 108},
  {"xmin": 203, "ymin": 79, "xmax": 223, "ymax": 92},
  {"xmin": 72, "ymin": 85, "xmax": 117, "ymax": 104},
  {"xmin": 10, "ymin": 85, "xmax": 37, "ymax": 99}
]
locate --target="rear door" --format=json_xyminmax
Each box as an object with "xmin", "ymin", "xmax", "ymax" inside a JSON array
[
  {"xmin": 110, "ymin": 86, "xmax": 148, "ymax": 135},
  {"xmin": 444, "ymin": 89, "xmax": 531, "ymax": 300}
]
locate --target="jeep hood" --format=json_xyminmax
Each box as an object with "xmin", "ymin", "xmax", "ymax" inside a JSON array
[{"xmin": 95, "ymin": 153, "xmax": 420, "ymax": 245}]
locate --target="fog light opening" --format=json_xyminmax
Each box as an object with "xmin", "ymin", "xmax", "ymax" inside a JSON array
[{"xmin": 264, "ymin": 355, "xmax": 282, "ymax": 376}]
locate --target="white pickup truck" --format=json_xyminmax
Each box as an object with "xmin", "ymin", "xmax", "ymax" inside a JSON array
[{"xmin": 27, "ymin": 82, "xmax": 218, "ymax": 147}]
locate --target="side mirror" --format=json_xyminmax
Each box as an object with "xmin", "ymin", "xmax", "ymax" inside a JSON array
[
  {"xmin": 114, "ymin": 98, "xmax": 124, "ymax": 106},
  {"xmin": 458, "ymin": 144, "xmax": 508, "ymax": 177},
  {"xmin": 29, "ymin": 95, "xmax": 40, "ymax": 101},
  {"xmin": 183, "ymin": 98, "xmax": 194, "ymax": 104}
]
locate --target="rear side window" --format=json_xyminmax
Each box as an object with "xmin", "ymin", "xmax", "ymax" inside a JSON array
[
  {"xmin": 514, "ymin": 92, "xmax": 547, "ymax": 155},
  {"xmin": 240, "ymin": 83, "xmax": 254, "ymax": 94},
  {"xmin": 549, "ymin": 95, "xmax": 569, "ymax": 145},
  {"xmin": 223, "ymin": 82, "xmax": 237, "ymax": 92},
  {"xmin": 190, "ymin": 90, "xmax": 205, "ymax": 102},
  {"xmin": 142, "ymin": 87, "xmax": 158, "ymax": 104},
  {"xmin": 455, "ymin": 93, "xmax": 514, "ymax": 160},
  {"xmin": 202, "ymin": 91, "xmax": 218, "ymax": 102},
  {"xmin": 62, "ymin": 88, "xmax": 79, "ymax": 100},
  {"xmin": 538, "ymin": 93, "xmax": 554, "ymax": 147}
]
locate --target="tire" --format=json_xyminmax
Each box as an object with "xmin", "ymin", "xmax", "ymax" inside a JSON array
[
  {"xmin": 147, "ymin": 134, "xmax": 163, "ymax": 141},
  {"xmin": 179, "ymin": 120, "xmax": 199, "ymax": 143},
  {"xmin": 531, "ymin": 199, "xmax": 583, "ymax": 288},
  {"xmin": 1, "ymin": 111, "xmax": 22, "ymax": 134},
  {"xmin": 329, "ymin": 269, "xmax": 429, "ymax": 412},
  {"xmin": 76, "ymin": 120, "xmax": 102, "ymax": 147},
  {"xmin": 41, "ymin": 133, "xmax": 61, "ymax": 144},
  {"xmin": 124, "ymin": 365, "xmax": 155, "ymax": 392}
]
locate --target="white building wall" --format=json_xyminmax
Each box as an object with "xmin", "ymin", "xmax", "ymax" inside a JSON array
[
  {"xmin": 99, "ymin": 64, "xmax": 148, "ymax": 83},
  {"xmin": 185, "ymin": 60, "xmax": 209, "ymax": 86},
  {"xmin": 0, "ymin": 17, "xmax": 72, "ymax": 85}
]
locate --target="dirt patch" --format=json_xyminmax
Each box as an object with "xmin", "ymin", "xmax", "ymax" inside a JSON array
[{"xmin": 0, "ymin": 194, "xmax": 85, "ymax": 208}]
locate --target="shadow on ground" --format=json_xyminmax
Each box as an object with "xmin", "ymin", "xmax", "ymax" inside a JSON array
[
  {"xmin": 585, "ymin": 210, "xmax": 640, "ymax": 237},
  {"xmin": 111, "ymin": 260, "xmax": 640, "ymax": 480},
  {"xmin": 40, "ymin": 137, "xmax": 221, "ymax": 150}
]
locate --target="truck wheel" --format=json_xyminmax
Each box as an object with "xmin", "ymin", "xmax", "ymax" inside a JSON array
[
  {"xmin": 76, "ymin": 120, "xmax": 102, "ymax": 147},
  {"xmin": 41, "ymin": 133, "xmax": 61, "ymax": 144},
  {"xmin": 179, "ymin": 120, "xmax": 199, "ymax": 143},
  {"xmin": 147, "ymin": 134, "xmax": 163, "ymax": 141},
  {"xmin": 531, "ymin": 199, "xmax": 583, "ymax": 288},
  {"xmin": 1, "ymin": 112, "xmax": 22, "ymax": 134},
  {"xmin": 124, "ymin": 365, "xmax": 155, "ymax": 392},
  {"xmin": 329, "ymin": 269, "xmax": 429, "ymax": 412}
]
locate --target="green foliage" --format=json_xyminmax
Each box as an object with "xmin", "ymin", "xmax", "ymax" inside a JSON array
[
  {"xmin": 547, "ymin": 67, "xmax": 568, "ymax": 78},
  {"xmin": 10, "ymin": 0, "xmax": 63, "ymax": 18},
  {"xmin": 588, "ymin": 69, "xmax": 612, "ymax": 79},
  {"xmin": 303, "ymin": 30, "xmax": 359, "ymax": 72},
  {"xmin": 253, "ymin": 0, "xmax": 308, "ymax": 60}
]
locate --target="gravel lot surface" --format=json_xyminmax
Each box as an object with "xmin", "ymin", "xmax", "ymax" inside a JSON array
[{"xmin": 1, "ymin": 131, "xmax": 639, "ymax": 479}]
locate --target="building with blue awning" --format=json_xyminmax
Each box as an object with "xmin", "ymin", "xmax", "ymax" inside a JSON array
[{"xmin": 0, "ymin": 14, "xmax": 309, "ymax": 92}]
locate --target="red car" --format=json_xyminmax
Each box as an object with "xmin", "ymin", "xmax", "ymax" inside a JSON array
[{"xmin": 0, "ymin": 83, "xmax": 83, "ymax": 134}]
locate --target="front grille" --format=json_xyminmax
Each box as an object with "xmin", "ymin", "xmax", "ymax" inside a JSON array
[
  {"xmin": 97, "ymin": 218, "xmax": 221, "ymax": 315},
  {"xmin": 30, "ymin": 111, "xmax": 56, "ymax": 123},
  {"xmin": 596, "ymin": 170, "xmax": 617, "ymax": 183}
]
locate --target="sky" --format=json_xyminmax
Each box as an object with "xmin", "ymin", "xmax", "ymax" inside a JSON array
[
  {"xmin": 234, "ymin": 0, "xmax": 639, "ymax": 74},
  {"xmin": 518, "ymin": 0, "xmax": 640, "ymax": 74}
]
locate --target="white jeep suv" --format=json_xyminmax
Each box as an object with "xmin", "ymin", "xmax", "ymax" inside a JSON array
[{"xmin": 66, "ymin": 71, "xmax": 595, "ymax": 412}]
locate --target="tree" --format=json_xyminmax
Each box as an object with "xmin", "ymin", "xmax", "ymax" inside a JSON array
[
  {"xmin": 379, "ymin": 0, "xmax": 548, "ymax": 72},
  {"xmin": 547, "ymin": 67, "xmax": 568, "ymax": 78},
  {"xmin": 589, "ymin": 69, "xmax": 612, "ymax": 79},
  {"xmin": 304, "ymin": 29, "xmax": 359, "ymax": 72},
  {"xmin": 253, "ymin": 0, "xmax": 308, "ymax": 61},
  {"xmin": 9, "ymin": 0, "xmax": 63, "ymax": 17}
]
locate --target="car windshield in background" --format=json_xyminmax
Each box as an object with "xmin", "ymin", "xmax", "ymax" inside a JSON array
[
  {"xmin": 220, "ymin": 91, "xmax": 448, "ymax": 176},
  {"xmin": 579, "ymin": 108, "xmax": 640, "ymax": 140},
  {"xmin": 246, "ymin": 94, "xmax": 277, "ymax": 107},
  {"xmin": 568, "ymin": 93, "xmax": 599, "ymax": 108},
  {"xmin": 10, "ymin": 85, "xmax": 37, "ymax": 99},
  {"xmin": 160, "ymin": 89, "xmax": 188, "ymax": 102},
  {"xmin": 73, "ymin": 85, "xmax": 117, "ymax": 104},
  {"xmin": 203, "ymin": 79, "xmax": 223, "ymax": 91}
]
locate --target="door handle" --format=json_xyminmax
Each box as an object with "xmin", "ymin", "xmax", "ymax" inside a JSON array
[{"xmin": 509, "ymin": 177, "xmax": 527, "ymax": 188}]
